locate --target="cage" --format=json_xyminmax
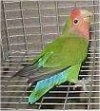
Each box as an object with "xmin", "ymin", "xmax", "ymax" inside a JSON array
[{"xmin": 1, "ymin": 0, "xmax": 100, "ymax": 110}]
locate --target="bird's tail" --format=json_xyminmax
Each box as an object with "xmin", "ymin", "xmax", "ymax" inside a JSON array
[
  {"xmin": 3, "ymin": 54, "xmax": 43, "ymax": 90},
  {"xmin": 28, "ymin": 64, "xmax": 81, "ymax": 104}
]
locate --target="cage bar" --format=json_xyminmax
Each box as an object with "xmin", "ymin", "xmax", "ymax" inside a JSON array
[{"xmin": 1, "ymin": 0, "xmax": 100, "ymax": 110}]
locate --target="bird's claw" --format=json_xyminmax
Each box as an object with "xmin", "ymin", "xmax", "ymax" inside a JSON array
[{"xmin": 73, "ymin": 77, "xmax": 91, "ymax": 91}]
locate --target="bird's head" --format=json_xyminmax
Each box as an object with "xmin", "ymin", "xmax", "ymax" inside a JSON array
[{"xmin": 70, "ymin": 8, "xmax": 93, "ymax": 39}]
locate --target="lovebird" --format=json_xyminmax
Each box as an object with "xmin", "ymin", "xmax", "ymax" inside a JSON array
[{"xmin": 9, "ymin": 8, "xmax": 93, "ymax": 104}]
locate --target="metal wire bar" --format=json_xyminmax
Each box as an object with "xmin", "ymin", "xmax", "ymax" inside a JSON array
[
  {"xmin": 1, "ymin": 102, "xmax": 99, "ymax": 105},
  {"xmin": 1, "ymin": 0, "xmax": 99, "ymax": 110},
  {"xmin": 1, "ymin": 90, "xmax": 100, "ymax": 93},
  {"xmin": 37, "ymin": 1, "xmax": 44, "ymax": 50},
  {"xmin": 63, "ymin": 83, "xmax": 71, "ymax": 110},
  {"xmin": 20, "ymin": 0, "xmax": 28, "ymax": 54},
  {"xmin": 87, "ymin": 0, "xmax": 98, "ymax": 109},
  {"xmin": 2, "ymin": 1, "xmax": 10, "ymax": 60},
  {"xmin": 55, "ymin": 1, "xmax": 60, "ymax": 35},
  {"xmin": 36, "ymin": 1, "xmax": 46, "ymax": 108},
  {"xmin": 4, "ymin": 4, "xmax": 99, "ymax": 11},
  {"xmin": 38, "ymin": 97, "xmax": 44, "ymax": 109},
  {"xmin": 1, "ymin": 96, "xmax": 100, "ymax": 99},
  {"xmin": 1, "ymin": 83, "xmax": 100, "ymax": 88}
]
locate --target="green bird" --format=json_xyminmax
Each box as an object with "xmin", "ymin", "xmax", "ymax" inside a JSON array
[{"xmin": 9, "ymin": 8, "xmax": 93, "ymax": 104}]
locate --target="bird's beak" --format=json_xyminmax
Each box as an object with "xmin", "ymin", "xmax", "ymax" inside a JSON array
[{"xmin": 81, "ymin": 10, "xmax": 93, "ymax": 23}]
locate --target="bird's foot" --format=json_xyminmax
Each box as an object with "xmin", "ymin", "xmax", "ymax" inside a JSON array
[{"xmin": 73, "ymin": 77, "xmax": 91, "ymax": 91}]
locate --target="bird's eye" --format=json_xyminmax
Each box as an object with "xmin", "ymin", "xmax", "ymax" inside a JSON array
[{"xmin": 73, "ymin": 18, "xmax": 79, "ymax": 25}]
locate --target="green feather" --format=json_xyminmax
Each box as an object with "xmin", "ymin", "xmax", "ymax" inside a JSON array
[
  {"xmin": 27, "ymin": 13, "xmax": 89, "ymax": 104},
  {"xmin": 28, "ymin": 64, "xmax": 81, "ymax": 104},
  {"xmin": 38, "ymin": 36, "xmax": 88, "ymax": 69}
]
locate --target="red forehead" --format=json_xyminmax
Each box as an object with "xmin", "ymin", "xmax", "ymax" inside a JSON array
[{"xmin": 71, "ymin": 8, "xmax": 81, "ymax": 19}]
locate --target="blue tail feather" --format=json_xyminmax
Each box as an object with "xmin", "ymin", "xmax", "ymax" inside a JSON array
[
  {"xmin": 28, "ymin": 64, "xmax": 80, "ymax": 104},
  {"xmin": 28, "ymin": 70, "xmax": 68, "ymax": 104}
]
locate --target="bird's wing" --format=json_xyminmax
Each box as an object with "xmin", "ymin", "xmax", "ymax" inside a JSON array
[{"xmin": 11, "ymin": 36, "xmax": 88, "ymax": 82}]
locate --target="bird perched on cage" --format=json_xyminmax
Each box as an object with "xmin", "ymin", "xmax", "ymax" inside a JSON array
[{"xmin": 7, "ymin": 8, "xmax": 93, "ymax": 104}]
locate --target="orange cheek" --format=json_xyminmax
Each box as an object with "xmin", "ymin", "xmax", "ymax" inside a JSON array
[
  {"xmin": 73, "ymin": 20, "xmax": 84, "ymax": 30},
  {"xmin": 72, "ymin": 23, "xmax": 79, "ymax": 30}
]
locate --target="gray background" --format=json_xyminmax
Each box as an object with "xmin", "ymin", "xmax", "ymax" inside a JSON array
[{"xmin": 1, "ymin": 0, "xmax": 99, "ymax": 110}]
